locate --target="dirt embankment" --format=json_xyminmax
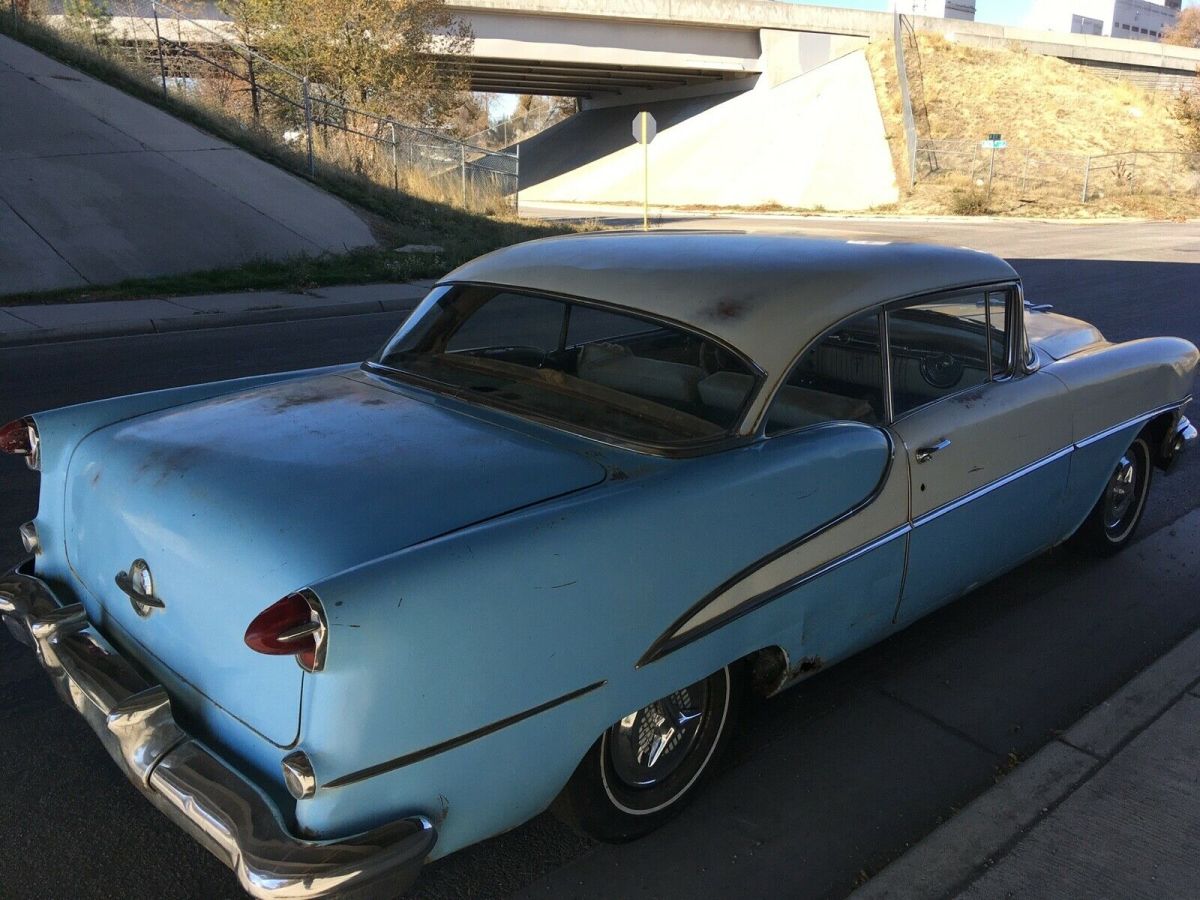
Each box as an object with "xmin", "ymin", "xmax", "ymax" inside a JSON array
[{"xmin": 865, "ymin": 34, "xmax": 1197, "ymax": 219}]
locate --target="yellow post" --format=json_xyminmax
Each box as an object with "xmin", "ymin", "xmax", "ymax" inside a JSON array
[{"xmin": 642, "ymin": 114, "xmax": 649, "ymax": 232}]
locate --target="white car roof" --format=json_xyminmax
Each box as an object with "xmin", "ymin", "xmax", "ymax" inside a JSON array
[{"xmin": 442, "ymin": 232, "xmax": 1019, "ymax": 379}]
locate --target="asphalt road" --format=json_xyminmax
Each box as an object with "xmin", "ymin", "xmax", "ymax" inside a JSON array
[{"xmin": 2, "ymin": 219, "xmax": 1199, "ymax": 900}]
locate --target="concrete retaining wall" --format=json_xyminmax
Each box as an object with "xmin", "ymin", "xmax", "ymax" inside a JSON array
[{"xmin": 518, "ymin": 50, "xmax": 899, "ymax": 211}]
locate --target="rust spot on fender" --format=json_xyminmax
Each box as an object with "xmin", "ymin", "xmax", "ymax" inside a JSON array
[{"xmin": 795, "ymin": 656, "xmax": 824, "ymax": 675}]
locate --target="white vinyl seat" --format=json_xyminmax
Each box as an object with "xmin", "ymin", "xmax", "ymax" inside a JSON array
[
  {"xmin": 699, "ymin": 371, "xmax": 872, "ymax": 429},
  {"xmin": 577, "ymin": 343, "xmax": 704, "ymax": 405}
]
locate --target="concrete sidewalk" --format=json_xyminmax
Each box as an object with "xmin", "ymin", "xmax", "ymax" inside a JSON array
[
  {"xmin": 856, "ymin": 515, "xmax": 1200, "ymax": 900},
  {"xmin": 0, "ymin": 281, "xmax": 433, "ymax": 346}
]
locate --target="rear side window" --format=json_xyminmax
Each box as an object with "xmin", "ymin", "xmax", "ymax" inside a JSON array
[
  {"xmin": 887, "ymin": 295, "xmax": 993, "ymax": 418},
  {"xmin": 765, "ymin": 311, "xmax": 885, "ymax": 435}
]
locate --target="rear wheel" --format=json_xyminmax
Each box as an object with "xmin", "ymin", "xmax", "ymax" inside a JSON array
[
  {"xmin": 553, "ymin": 665, "xmax": 738, "ymax": 842},
  {"xmin": 1071, "ymin": 436, "xmax": 1152, "ymax": 556}
]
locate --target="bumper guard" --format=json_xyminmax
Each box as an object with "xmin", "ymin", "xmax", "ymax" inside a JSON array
[{"xmin": 0, "ymin": 560, "xmax": 436, "ymax": 898}]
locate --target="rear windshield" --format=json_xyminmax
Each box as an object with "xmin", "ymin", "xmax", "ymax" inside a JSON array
[{"xmin": 373, "ymin": 285, "xmax": 759, "ymax": 447}]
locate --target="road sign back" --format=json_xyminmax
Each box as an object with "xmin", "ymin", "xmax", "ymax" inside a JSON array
[{"xmin": 632, "ymin": 111, "xmax": 657, "ymax": 145}]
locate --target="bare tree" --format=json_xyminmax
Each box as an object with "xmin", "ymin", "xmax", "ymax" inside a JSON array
[
  {"xmin": 1163, "ymin": 7, "xmax": 1200, "ymax": 48},
  {"xmin": 220, "ymin": 0, "xmax": 473, "ymax": 127}
]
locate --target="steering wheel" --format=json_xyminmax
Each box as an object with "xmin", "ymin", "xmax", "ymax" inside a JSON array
[{"xmin": 919, "ymin": 352, "xmax": 964, "ymax": 390}]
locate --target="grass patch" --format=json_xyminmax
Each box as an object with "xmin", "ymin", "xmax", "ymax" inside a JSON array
[
  {"xmin": 1, "ymin": 247, "xmax": 445, "ymax": 306},
  {"xmin": 0, "ymin": 13, "xmax": 584, "ymax": 302},
  {"xmin": 948, "ymin": 190, "xmax": 993, "ymax": 216}
]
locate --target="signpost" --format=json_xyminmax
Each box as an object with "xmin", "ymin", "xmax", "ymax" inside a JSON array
[
  {"xmin": 632, "ymin": 111, "xmax": 656, "ymax": 231},
  {"xmin": 980, "ymin": 133, "xmax": 1005, "ymax": 201}
]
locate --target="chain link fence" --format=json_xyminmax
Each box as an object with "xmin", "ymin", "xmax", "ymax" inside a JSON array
[
  {"xmin": 916, "ymin": 139, "xmax": 1200, "ymax": 204},
  {"xmin": 7, "ymin": 0, "xmax": 519, "ymax": 211}
]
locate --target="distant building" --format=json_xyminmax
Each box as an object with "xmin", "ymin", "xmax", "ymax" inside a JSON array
[
  {"xmin": 1026, "ymin": 0, "xmax": 1180, "ymax": 43},
  {"xmin": 888, "ymin": 0, "xmax": 977, "ymax": 22}
]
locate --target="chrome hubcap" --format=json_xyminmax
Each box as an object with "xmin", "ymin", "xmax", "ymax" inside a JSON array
[
  {"xmin": 1103, "ymin": 453, "xmax": 1138, "ymax": 531},
  {"xmin": 609, "ymin": 680, "xmax": 707, "ymax": 787}
]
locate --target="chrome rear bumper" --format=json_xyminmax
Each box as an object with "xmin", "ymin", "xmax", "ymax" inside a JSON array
[
  {"xmin": 1176, "ymin": 415, "xmax": 1198, "ymax": 453},
  {"xmin": 1161, "ymin": 414, "xmax": 1197, "ymax": 472},
  {"xmin": 0, "ymin": 560, "xmax": 436, "ymax": 898}
]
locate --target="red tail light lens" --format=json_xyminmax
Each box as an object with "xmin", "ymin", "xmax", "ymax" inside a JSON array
[
  {"xmin": 0, "ymin": 418, "xmax": 39, "ymax": 470},
  {"xmin": 244, "ymin": 591, "xmax": 327, "ymax": 672}
]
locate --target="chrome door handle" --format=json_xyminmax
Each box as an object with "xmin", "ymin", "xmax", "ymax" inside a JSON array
[{"xmin": 915, "ymin": 438, "xmax": 951, "ymax": 463}]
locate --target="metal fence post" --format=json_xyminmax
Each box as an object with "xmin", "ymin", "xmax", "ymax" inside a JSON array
[
  {"xmin": 460, "ymin": 144, "xmax": 467, "ymax": 207},
  {"xmin": 986, "ymin": 144, "xmax": 996, "ymax": 202},
  {"xmin": 514, "ymin": 142, "xmax": 520, "ymax": 216},
  {"xmin": 1081, "ymin": 155, "xmax": 1091, "ymax": 204},
  {"xmin": 247, "ymin": 54, "xmax": 260, "ymax": 122},
  {"xmin": 301, "ymin": 76, "xmax": 315, "ymax": 177},
  {"xmin": 389, "ymin": 122, "xmax": 398, "ymax": 193},
  {"xmin": 151, "ymin": 2, "xmax": 168, "ymax": 98}
]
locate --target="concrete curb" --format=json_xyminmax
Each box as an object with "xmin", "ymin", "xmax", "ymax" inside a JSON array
[
  {"xmin": 0, "ymin": 295, "xmax": 421, "ymax": 349},
  {"xmin": 854, "ymin": 620, "xmax": 1200, "ymax": 900},
  {"xmin": 520, "ymin": 201, "xmax": 1191, "ymax": 226}
]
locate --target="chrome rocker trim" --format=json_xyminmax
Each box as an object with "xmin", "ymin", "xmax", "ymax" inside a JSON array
[{"xmin": 0, "ymin": 560, "xmax": 436, "ymax": 899}]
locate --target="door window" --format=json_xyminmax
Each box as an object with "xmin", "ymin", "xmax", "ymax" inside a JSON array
[
  {"xmin": 765, "ymin": 311, "xmax": 885, "ymax": 434},
  {"xmin": 887, "ymin": 294, "xmax": 1009, "ymax": 418}
]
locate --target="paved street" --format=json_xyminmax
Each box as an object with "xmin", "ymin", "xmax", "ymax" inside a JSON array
[{"xmin": 1, "ymin": 219, "xmax": 1199, "ymax": 899}]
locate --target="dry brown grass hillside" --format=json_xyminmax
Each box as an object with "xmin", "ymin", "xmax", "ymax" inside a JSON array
[{"xmin": 866, "ymin": 34, "xmax": 1197, "ymax": 218}]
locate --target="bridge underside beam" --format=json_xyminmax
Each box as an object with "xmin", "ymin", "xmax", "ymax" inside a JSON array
[{"xmin": 437, "ymin": 57, "xmax": 754, "ymax": 97}]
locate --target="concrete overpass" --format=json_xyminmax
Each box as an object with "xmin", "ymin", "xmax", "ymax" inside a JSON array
[
  {"xmin": 441, "ymin": 0, "xmax": 1200, "ymax": 105},
  {"xmin": 80, "ymin": 0, "xmax": 1200, "ymax": 213},
  {"xmin": 94, "ymin": 0, "xmax": 1200, "ymax": 106}
]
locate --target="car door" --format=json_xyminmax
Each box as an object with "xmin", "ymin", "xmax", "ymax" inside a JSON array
[
  {"xmin": 728, "ymin": 308, "xmax": 912, "ymax": 670},
  {"xmin": 888, "ymin": 287, "xmax": 1072, "ymax": 627}
]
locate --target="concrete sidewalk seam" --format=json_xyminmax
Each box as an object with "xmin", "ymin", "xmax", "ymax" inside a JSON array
[{"xmin": 1052, "ymin": 735, "xmax": 1102, "ymax": 761}]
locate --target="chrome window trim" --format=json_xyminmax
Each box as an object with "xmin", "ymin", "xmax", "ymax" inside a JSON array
[{"xmin": 880, "ymin": 308, "xmax": 896, "ymax": 424}]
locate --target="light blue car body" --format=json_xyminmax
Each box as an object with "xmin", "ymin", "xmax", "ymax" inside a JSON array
[{"xmin": 20, "ymin": 235, "xmax": 1199, "ymax": 867}]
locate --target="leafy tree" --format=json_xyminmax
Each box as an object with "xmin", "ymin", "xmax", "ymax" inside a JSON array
[
  {"xmin": 1163, "ymin": 7, "xmax": 1200, "ymax": 48},
  {"xmin": 220, "ymin": 0, "xmax": 473, "ymax": 127}
]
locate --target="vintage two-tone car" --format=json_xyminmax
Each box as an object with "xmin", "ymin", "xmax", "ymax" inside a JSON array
[{"xmin": 1, "ymin": 233, "xmax": 1196, "ymax": 897}]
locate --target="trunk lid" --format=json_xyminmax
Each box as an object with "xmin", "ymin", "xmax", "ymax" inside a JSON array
[{"xmin": 64, "ymin": 370, "xmax": 606, "ymax": 744}]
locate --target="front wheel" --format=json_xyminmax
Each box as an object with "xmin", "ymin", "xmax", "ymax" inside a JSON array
[
  {"xmin": 552, "ymin": 665, "xmax": 739, "ymax": 842},
  {"xmin": 1071, "ymin": 436, "xmax": 1152, "ymax": 556}
]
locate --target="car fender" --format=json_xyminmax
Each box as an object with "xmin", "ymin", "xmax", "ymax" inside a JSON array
[{"xmin": 291, "ymin": 422, "xmax": 892, "ymax": 853}]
